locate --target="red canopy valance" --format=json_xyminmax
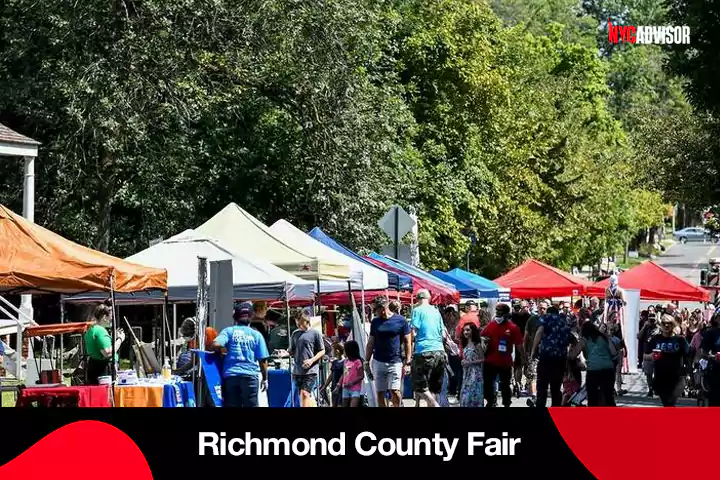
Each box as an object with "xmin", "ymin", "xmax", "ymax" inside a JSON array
[{"xmin": 494, "ymin": 259, "xmax": 592, "ymax": 299}]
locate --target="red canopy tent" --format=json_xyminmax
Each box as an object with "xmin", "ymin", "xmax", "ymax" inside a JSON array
[
  {"xmin": 365, "ymin": 257, "xmax": 460, "ymax": 305},
  {"xmin": 319, "ymin": 289, "xmax": 413, "ymax": 306},
  {"xmin": 494, "ymin": 259, "xmax": 592, "ymax": 298},
  {"xmin": 587, "ymin": 261, "xmax": 710, "ymax": 302},
  {"xmin": 270, "ymin": 289, "xmax": 413, "ymax": 308}
]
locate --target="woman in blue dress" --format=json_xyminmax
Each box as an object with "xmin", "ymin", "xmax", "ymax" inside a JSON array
[{"xmin": 460, "ymin": 323, "xmax": 484, "ymax": 407}]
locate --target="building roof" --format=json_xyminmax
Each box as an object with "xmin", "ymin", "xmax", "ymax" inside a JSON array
[{"xmin": 0, "ymin": 123, "xmax": 40, "ymax": 146}]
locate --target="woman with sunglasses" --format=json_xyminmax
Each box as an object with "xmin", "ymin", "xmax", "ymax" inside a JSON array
[{"xmin": 644, "ymin": 315, "xmax": 690, "ymax": 407}]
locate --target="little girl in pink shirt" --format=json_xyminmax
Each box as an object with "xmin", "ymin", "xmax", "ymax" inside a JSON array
[{"xmin": 338, "ymin": 340, "xmax": 364, "ymax": 407}]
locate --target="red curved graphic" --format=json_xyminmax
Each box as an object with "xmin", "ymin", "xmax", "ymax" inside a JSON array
[
  {"xmin": 0, "ymin": 421, "xmax": 153, "ymax": 480},
  {"xmin": 551, "ymin": 409, "xmax": 715, "ymax": 479}
]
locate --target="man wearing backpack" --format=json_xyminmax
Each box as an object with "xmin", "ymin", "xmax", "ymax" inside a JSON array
[{"xmin": 530, "ymin": 305, "xmax": 571, "ymax": 407}]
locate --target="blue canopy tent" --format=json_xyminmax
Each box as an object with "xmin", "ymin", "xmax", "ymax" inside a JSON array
[
  {"xmin": 308, "ymin": 227, "xmax": 412, "ymax": 291},
  {"xmin": 429, "ymin": 270, "xmax": 484, "ymax": 298},
  {"xmin": 367, "ymin": 253, "xmax": 458, "ymax": 291},
  {"xmin": 443, "ymin": 268, "xmax": 509, "ymax": 300}
]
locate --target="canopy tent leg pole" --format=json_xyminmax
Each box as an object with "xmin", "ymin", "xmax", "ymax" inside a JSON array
[
  {"xmin": 284, "ymin": 297, "xmax": 291, "ymax": 341},
  {"xmin": 347, "ymin": 282, "xmax": 356, "ymax": 340},
  {"xmin": 161, "ymin": 293, "xmax": 168, "ymax": 368},
  {"xmin": 59, "ymin": 299, "xmax": 65, "ymax": 374},
  {"xmin": 315, "ymin": 279, "xmax": 322, "ymax": 316},
  {"xmin": 284, "ymin": 296, "xmax": 295, "ymax": 407},
  {"xmin": 172, "ymin": 303, "xmax": 178, "ymax": 369},
  {"xmin": 361, "ymin": 286, "xmax": 366, "ymax": 326},
  {"xmin": 162, "ymin": 298, "xmax": 175, "ymax": 368},
  {"xmin": 110, "ymin": 274, "xmax": 117, "ymax": 406},
  {"xmin": 195, "ymin": 257, "xmax": 208, "ymax": 407}
]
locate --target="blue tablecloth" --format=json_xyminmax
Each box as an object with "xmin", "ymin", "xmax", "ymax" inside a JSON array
[
  {"xmin": 193, "ymin": 351, "xmax": 310, "ymax": 408},
  {"xmin": 162, "ymin": 381, "xmax": 196, "ymax": 407},
  {"xmin": 268, "ymin": 368, "xmax": 301, "ymax": 407},
  {"xmin": 192, "ymin": 350, "xmax": 224, "ymax": 407}
]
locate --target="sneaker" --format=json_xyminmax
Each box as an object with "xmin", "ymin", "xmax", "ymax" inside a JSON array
[{"xmin": 646, "ymin": 390, "xmax": 653, "ymax": 397}]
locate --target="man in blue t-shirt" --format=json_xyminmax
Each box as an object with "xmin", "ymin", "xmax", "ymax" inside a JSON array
[
  {"xmin": 410, "ymin": 289, "xmax": 447, "ymax": 407},
  {"xmin": 213, "ymin": 302, "xmax": 270, "ymax": 407},
  {"xmin": 365, "ymin": 295, "xmax": 411, "ymax": 407}
]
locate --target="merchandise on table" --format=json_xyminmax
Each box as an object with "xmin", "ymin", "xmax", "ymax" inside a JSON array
[{"xmin": 113, "ymin": 377, "xmax": 195, "ymax": 407}]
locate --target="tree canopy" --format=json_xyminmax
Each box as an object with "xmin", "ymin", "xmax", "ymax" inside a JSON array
[{"xmin": 0, "ymin": 0, "xmax": 706, "ymax": 278}]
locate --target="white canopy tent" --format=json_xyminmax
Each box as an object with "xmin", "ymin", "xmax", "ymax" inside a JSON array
[
  {"xmin": 269, "ymin": 219, "xmax": 389, "ymax": 293},
  {"xmin": 65, "ymin": 233, "xmax": 315, "ymax": 304},
  {"xmin": 195, "ymin": 203, "xmax": 351, "ymax": 282}
]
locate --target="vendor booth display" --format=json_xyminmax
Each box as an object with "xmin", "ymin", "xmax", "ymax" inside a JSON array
[
  {"xmin": 0, "ymin": 204, "xmax": 168, "ymax": 403},
  {"xmin": 22, "ymin": 322, "xmax": 94, "ymax": 386},
  {"xmin": 493, "ymin": 259, "xmax": 592, "ymax": 298},
  {"xmin": 195, "ymin": 203, "xmax": 349, "ymax": 281},
  {"xmin": 16, "ymin": 385, "xmax": 111, "ymax": 407},
  {"xmin": 113, "ymin": 378, "xmax": 195, "ymax": 407}
]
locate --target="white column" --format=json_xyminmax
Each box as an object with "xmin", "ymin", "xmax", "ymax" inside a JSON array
[{"xmin": 20, "ymin": 156, "xmax": 35, "ymax": 324}]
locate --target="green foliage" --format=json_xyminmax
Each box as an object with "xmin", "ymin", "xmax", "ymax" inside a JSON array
[{"xmin": 0, "ymin": 0, "xmax": 678, "ymax": 279}]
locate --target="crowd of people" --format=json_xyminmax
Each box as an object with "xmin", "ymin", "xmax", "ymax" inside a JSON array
[{"xmin": 168, "ymin": 286, "xmax": 720, "ymax": 408}]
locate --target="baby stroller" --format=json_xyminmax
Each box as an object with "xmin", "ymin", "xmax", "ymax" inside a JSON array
[
  {"xmin": 565, "ymin": 384, "xmax": 587, "ymax": 406},
  {"xmin": 693, "ymin": 359, "xmax": 711, "ymax": 406},
  {"xmin": 563, "ymin": 360, "xmax": 587, "ymax": 406}
]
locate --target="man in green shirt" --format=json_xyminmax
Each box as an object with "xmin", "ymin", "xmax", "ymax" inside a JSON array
[{"xmin": 84, "ymin": 302, "xmax": 125, "ymax": 384}]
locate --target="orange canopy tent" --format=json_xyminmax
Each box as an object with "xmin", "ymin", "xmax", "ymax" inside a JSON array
[
  {"xmin": 23, "ymin": 322, "xmax": 94, "ymax": 338},
  {"xmin": 494, "ymin": 259, "xmax": 593, "ymax": 298},
  {"xmin": 0, "ymin": 205, "xmax": 167, "ymax": 294},
  {"xmin": 586, "ymin": 261, "xmax": 711, "ymax": 302}
]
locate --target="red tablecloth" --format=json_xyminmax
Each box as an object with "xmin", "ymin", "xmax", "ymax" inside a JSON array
[{"xmin": 16, "ymin": 385, "xmax": 111, "ymax": 407}]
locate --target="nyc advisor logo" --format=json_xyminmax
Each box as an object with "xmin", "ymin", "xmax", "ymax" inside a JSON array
[{"xmin": 607, "ymin": 19, "xmax": 690, "ymax": 44}]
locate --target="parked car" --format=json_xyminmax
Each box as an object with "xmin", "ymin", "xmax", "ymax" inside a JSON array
[{"xmin": 673, "ymin": 227, "xmax": 713, "ymax": 243}]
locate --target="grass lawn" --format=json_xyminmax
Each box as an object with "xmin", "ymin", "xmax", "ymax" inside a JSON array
[{"xmin": 615, "ymin": 256, "xmax": 644, "ymax": 270}]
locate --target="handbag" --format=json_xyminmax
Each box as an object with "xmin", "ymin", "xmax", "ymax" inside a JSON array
[{"xmin": 442, "ymin": 326, "xmax": 460, "ymax": 357}]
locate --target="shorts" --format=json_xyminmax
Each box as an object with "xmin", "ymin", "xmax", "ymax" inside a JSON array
[
  {"xmin": 372, "ymin": 360, "xmax": 403, "ymax": 392},
  {"xmin": 411, "ymin": 351, "xmax": 447, "ymax": 394},
  {"xmin": 293, "ymin": 374, "xmax": 318, "ymax": 393},
  {"xmin": 524, "ymin": 359, "xmax": 537, "ymax": 380},
  {"xmin": 342, "ymin": 388, "xmax": 362, "ymax": 399}
]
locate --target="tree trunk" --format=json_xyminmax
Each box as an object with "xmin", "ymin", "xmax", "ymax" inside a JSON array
[{"xmin": 93, "ymin": 154, "xmax": 116, "ymax": 253}]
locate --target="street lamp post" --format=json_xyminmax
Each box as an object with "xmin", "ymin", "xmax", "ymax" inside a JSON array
[{"xmin": 0, "ymin": 123, "xmax": 40, "ymax": 378}]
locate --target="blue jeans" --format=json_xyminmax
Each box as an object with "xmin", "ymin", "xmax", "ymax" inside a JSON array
[{"xmin": 223, "ymin": 375, "xmax": 259, "ymax": 407}]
